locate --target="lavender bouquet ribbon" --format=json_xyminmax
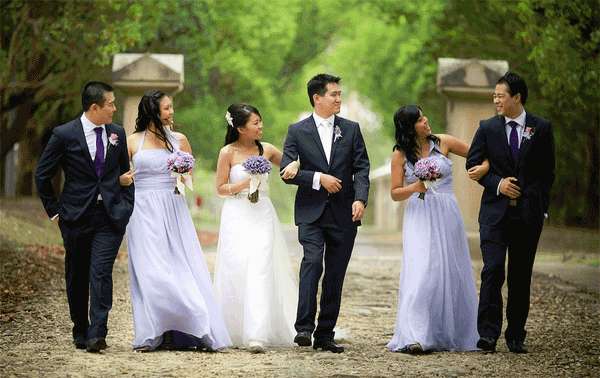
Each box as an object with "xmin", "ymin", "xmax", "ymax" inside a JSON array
[
  {"xmin": 166, "ymin": 150, "xmax": 195, "ymax": 195},
  {"xmin": 413, "ymin": 157, "xmax": 442, "ymax": 200},
  {"xmin": 242, "ymin": 156, "xmax": 271, "ymax": 203}
]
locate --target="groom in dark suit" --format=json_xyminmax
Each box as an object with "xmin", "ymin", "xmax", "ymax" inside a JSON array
[
  {"xmin": 467, "ymin": 72, "xmax": 555, "ymax": 353},
  {"xmin": 281, "ymin": 74, "xmax": 370, "ymax": 353},
  {"xmin": 35, "ymin": 81, "xmax": 134, "ymax": 353}
]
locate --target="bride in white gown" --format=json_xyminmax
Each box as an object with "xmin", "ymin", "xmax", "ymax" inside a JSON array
[{"xmin": 214, "ymin": 104, "xmax": 300, "ymax": 353}]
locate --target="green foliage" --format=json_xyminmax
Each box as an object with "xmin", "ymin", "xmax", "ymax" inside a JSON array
[
  {"xmin": 325, "ymin": 0, "xmax": 447, "ymax": 132},
  {"xmin": 428, "ymin": 0, "xmax": 600, "ymax": 227},
  {"xmin": 2, "ymin": 0, "xmax": 596, "ymax": 227},
  {"xmin": 1, "ymin": 0, "xmax": 165, "ymax": 157},
  {"xmin": 132, "ymin": 0, "xmax": 351, "ymax": 169},
  {"xmin": 321, "ymin": 0, "xmax": 598, "ymax": 227}
]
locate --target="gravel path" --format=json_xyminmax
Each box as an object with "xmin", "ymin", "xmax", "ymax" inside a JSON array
[{"xmin": 1, "ymin": 243, "xmax": 599, "ymax": 377}]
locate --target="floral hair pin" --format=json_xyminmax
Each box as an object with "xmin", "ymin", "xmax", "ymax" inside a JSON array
[{"xmin": 225, "ymin": 112, "xmax": 234, "ymax": 128}]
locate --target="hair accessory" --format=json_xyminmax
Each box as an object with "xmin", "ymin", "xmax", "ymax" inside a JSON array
[{"xmin": 225, "ymin": 111, "xmax": 234, "ymax": 128}]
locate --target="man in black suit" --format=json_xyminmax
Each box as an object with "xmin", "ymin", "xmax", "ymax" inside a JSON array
[
  {"xmin": 35, "ymin": 81, "xmax": 134, "ymax": 353},
  {"xmin": 281, "ymin": 74, "xmax": 370, "ymax": 353},
  {"xmin": 466, "ymin": 72, "xmax": 555, "ymax": 353}
]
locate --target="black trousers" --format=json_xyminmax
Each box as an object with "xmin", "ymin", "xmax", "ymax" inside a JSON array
[
  {"xmin": 58, "ymin": 202, "xmax": 124, "ymax": 340},
  {"xmin": 295, "ymin": 204, "xmax": 357, "ymax": 341},
  {"xmin": 478, "ymin": 207, "xmax": 543, "ymax": 342}
]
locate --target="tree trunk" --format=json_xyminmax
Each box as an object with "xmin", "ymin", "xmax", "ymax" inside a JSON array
[
  {"xmin": 585, "ymin": 114, "xmax": 599, "ymax": 228},
  {"xmin": 15, "ymin": 127, "xmax": 35, "ymax": 196}
]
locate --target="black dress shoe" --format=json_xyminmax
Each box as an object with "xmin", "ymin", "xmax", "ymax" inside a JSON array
[
  {"xmin": 313, "ymin": 339, "xmax": 344, "ymax": 353},
  {"xmin": 73, "ymin": 337, "xmax": 86, "ymax": 350},
  {"xmin": 294, "ymin": 331, "xmax": 312, "ymax": 347},
  {"xmin": 506, "ymin": 339, "xmax": 528, "ymax": 354},
  {"xmin": 86, "ymin": 337, "xmax": 107, "ymax": 353},
  {"xmin": 477, "ymin": 337, "xmax": 497, "ymax": 352}
]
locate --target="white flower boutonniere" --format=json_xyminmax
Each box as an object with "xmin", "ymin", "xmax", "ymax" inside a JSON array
[
  {"xmin": 523, "ymin": 126, "xmax": 535, "ymax": 141},
  {"xmin": 334, "ymin": 125, "xmax": 342, "ymax": 143},
  {"xmin": 109, "ymin": 133, "xmax": 119, "ymax": 146}
]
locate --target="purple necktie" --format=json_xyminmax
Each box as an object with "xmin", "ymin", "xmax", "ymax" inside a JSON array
[
  {"xmin": 94, "ymin": 127, "xmax": 105, "ymax": 177},
  {"xmin": 508, "ymin": 121, "xmax": 519, "ymax": 162}
]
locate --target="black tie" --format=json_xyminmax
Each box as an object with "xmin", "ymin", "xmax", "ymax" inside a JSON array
[{"xmin": 508, "ymin": 121, "xmax": 519, "ymax": 162}]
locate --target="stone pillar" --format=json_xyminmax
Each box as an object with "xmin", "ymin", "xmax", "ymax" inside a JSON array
[
  {"xmin": 112, "ymin": 53, "xmax": 184, "ymax": 135},
  {"xmin": 370, "ymin": 164, "xmax": 403, "ymax": 231},
  {"xmin": 437, "ymin": 58, "xmax": 508, "ymax": 238}
]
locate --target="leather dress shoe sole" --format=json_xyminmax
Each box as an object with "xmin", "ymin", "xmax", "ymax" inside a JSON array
[{"xmin": 313, "ymin": 341, "xmax": 344, "ymax": 353}]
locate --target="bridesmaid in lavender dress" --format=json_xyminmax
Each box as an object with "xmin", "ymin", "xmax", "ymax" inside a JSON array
[
  {"xmin": 121, "ymin": 90, "xmax": 231, "ymax": 351},
  {"xmin": 387, "ymin": 105, "xmax": 489, "ymax": 353}
]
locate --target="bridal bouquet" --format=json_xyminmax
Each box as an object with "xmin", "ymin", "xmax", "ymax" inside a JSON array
[
  {"xmin": 414, "ymin": 157, "xmax": 441, "ymax": 200},
  {"xmin": 242, "ymin": 156, "xmax": 271, "ymax": 203},
  {"xmin": 166, "ymin": 150, "xmax": 195, "ymax": 195}
]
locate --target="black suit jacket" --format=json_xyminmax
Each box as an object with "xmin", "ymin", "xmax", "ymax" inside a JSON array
[
  {"xmin": 466, "ymin": 113, "xmax": 555, "ymax": 229},
  {"xmin": 281, "ymin": 115, "xmax": 370, "ymax": 227},
  {"xmin": 35, "ymin": 117, "xmax": 134, "ymax": 232}
]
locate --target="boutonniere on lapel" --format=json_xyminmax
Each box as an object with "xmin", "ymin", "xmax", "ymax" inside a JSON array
[
  {"xmin": 522, "ymin": 126, "xmax": 535, "ymax": 141},
  {"xmin": 333, "ymin": 125, "xmax": 342, "ymax": 143},
  {"xmin": 108, "ymin": 133, "xmax": 119, "ymax": 146}
]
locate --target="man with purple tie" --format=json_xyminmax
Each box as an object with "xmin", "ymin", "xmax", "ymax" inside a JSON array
[
  {"xmin": 466, "ymin": 72, "xmax": 555, "ymax": 353},
  {"xmin": 35, "ymin": 82, "xmax": 134, "ymax": 353}
]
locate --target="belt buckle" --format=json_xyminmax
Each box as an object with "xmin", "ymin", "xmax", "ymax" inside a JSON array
[{"xmin": 508, "ymin": 199, "xmax": 517, "ymax": 207}]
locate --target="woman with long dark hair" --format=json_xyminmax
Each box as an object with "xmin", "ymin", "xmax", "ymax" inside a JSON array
[
  {"xmin": 213, "ymin": 103, "xmax": 299, "ymax": 353},
  {"xmin": 386, "ymin": 105, "xmax": 489, "ymax": 354},
  {"xmin": 122, "ymin": 90, "xmax": 231, "ymax": 352}
]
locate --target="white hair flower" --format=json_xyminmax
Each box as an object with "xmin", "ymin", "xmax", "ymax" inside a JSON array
[{"xmin": 225, "ymin": 111, "xmax": 234, "ymax": 128}]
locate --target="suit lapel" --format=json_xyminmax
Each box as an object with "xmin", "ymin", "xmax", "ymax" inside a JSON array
[
  {"xmin": 74, "ymin": 119, "xmax": 96, "ymax": 174},
  {"xmin": 328, "ymin": 115, "xmax": 341, "ymax": 167},
  {"xmin": 102, "ymin": 124, "xmax": 117, "ymax": 178},
  {"xmin": 305, "ymin": 117, "xmax": 329, "ymax": 167},
  {"xmin": 517, "ymin": 113, "xmax": 536, "ymax": 171}
]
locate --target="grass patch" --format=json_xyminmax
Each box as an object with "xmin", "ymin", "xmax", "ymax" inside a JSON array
[{"xmin": 0, "ymin": 197, "xmax": 63, "ymax": 247}]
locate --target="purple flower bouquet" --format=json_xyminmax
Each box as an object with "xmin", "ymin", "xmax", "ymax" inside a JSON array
[
  {"xmin": 166, "ymin": 150, "xmax": 195, "ymax": 194},
  {"xmin": 242, "ymin": 156, "xmax": 271, "ymax": 203},
  {"xmin": 414, "ymin": 157, "xmax": 441, "ymax": 200}
]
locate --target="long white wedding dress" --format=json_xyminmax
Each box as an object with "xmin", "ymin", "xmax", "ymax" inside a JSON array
[{"xmin": 214, "ymin": 163, "xmax": 297, "ymax": 347}]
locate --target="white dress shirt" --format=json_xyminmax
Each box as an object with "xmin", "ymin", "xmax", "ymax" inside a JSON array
[
  {"xmin": 311, "ymin": 113, "xmax": 335, "ymax": 190},
  {"xmin": 81, "ymin": 113, "xmax": 107, "ymax": 161}
]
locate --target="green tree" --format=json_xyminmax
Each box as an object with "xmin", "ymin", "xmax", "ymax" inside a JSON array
[
  {"xmin": 322, "ymin": 0, "xmax": 598, "ymax": 227},
  {"xmin": 0, "ymin": 0, "xmax": 163, "ymax": 193},
  {"xmin": 428, "ymin": 0, "xmax": 599, "ymax": 227},
  {"xmin": 134, "ymin": 0, "xmax": 346, "ymax": 169}
]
